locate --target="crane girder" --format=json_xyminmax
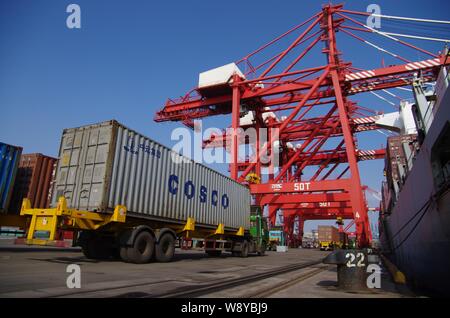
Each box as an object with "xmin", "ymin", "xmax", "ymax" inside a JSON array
[{"xmin": 155, "ymin": 56, "xmax": 448, "ymax": 122}]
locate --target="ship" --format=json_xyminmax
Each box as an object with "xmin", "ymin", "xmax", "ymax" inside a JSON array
[{"xmin": 379, "ymin": 57, "xmax": 450, "ymax": 296}]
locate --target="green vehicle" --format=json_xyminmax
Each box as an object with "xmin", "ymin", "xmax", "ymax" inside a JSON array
[
  {"xmin": 347, "ymin": 238, "xmax": 357, "ymax": 249},
  {"xmin": 248, "ymin": 205, "xmax": 269, "ymax": 256},
  {"xmin": 208, "ymin": 205, "xmax": 268, "ymax": 257}
]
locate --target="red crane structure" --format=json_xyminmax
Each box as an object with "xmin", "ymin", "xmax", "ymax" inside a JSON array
[{"xmin": 154, "ymin": 4, "xmax": 450, "ymax": 247}]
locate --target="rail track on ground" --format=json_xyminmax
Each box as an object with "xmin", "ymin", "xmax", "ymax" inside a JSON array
[
  {"xmin": 146, "ymin": 259, "xmax": 329, "ymax": 298},
  {"xmin": 49, "ymin": 258, "xmax": 328, "ymax": 298}
]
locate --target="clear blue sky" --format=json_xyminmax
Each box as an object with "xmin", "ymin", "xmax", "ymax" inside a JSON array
[{"xmin": 1, "ymin": 0, "xmax": 449, "ymax": 235}]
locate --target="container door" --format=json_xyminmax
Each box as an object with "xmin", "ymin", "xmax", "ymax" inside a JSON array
[{"xmin": 52, "ymin": 123, "xmax": 114, "ymax": 211}]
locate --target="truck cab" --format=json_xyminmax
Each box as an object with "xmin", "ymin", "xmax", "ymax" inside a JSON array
[{"xmin": 249, "ymin": 205, "xmax": 269, "ymax": 255}]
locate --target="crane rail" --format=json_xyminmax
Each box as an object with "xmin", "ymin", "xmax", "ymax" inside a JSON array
[{"xmin": 49, "ymin": 259, "xmax": 326, "ymax": 298}]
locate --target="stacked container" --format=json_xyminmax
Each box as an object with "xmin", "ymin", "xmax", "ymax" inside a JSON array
[
  {"xmin": 0, "ymin": 142, "xmax": 22, "ymax": 213},
  {"xmin": 384, "ymin": 134, "xmax": 419, "ymax": 206},
  {"xmin": 318, "ymin": 225, "xmax": 339, "ymax": 242},
  {"xmin": 9, "ymin": 153, "xmax": 57, "ymax": 214},
  {"xmin": 380, "ymin": 181, "xmax": 392, "ymax": 215}
]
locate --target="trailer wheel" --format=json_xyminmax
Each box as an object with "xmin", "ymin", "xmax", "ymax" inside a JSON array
[
  {"xmin": 240, "ymin": 241, "xmax": 249, "ymax": 258},
  {"xmin": 127, "ymin": 231, "xmax": 155, "ymax": 264},
  {"xmin": 155, "ymin": 233, "xmax": 175, "ymax": 262},
  {"xmin": 81, "ymin": 244, "xmax": 96, "ymax": 259},
  {"xmin": 81, "ymin": 235, "xmax": 113, "ymax": 260},
  {"xmin": 257, "ymin": 242, "xmax": 267, "ymax": 256},
  {"xmin": 206, "ymin": 250, "xmax": 222, "ymax": 257},
  {"xmin": 112, "ymin": 247, "xmax": 122, "ymax": 260},
  {"xmin": 119, "ymin": 247, "xmax": 130, "ymax": 262}
]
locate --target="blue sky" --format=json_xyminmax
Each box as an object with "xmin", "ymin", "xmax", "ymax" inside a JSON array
[{"xmin": 1, "ymin": 0, "xmax": 449, "ymax": 235}]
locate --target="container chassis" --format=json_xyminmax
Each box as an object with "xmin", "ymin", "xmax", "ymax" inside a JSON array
[{"xmin": 17, "ymin": 197, "xmax": 268, "ymax": 263}]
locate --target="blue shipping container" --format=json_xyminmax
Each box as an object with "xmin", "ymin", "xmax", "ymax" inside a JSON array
[{"xmin": 0, "ymin": 142, "xmax": 22, "ymax": 213}]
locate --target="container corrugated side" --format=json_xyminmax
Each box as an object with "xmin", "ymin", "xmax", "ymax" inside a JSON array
[
  {"xmin": 0, "ymin": 142, "xmax": 22, "ymax": 213},
  {"xmin": 52, "ymin": 120, "xmax": 251, "ymax": 230},
  {"xmin": 9, "ymin": 153, "xmax": 57, "ymax": 214},
  {"xmin": 318, "ymin": 225, "xmax": 339, "ymax": 241}
]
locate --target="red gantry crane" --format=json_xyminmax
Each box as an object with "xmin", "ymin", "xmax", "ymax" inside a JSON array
[{"xmin": 154, "ymin": 4, "xmax": 450, "ymax": 247}]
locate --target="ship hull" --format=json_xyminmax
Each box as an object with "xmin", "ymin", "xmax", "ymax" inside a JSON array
[{"xmin": 380, "ymin": 83, "xmax": 450, "ymax": 296}]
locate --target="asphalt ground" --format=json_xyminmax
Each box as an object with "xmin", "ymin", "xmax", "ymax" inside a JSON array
[{"xmin": 0, "ymin": 239, "xmax": 411, "ymax": 298}]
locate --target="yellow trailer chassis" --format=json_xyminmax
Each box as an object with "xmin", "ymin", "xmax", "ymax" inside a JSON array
[
  {"xmin": 16, "ymin": 197, "xmax": 245, "ymax": 245},
  {"xmin": 0, "ymin": 197, "xmax": 261, "ymax": 263},
  {"xmin": 17, "ymin": 197, "xmax": 126, "ymax": 246}
]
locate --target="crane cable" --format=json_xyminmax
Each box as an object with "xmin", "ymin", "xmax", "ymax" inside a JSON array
[
  {"xmin": 364, "ymin": 40, "xmax": 405, "ymax": 59},
  {"xmin": 338, "ymin": 12, "xmax": 447, "ymax": 58},
  {"xmin": 367, "ymin": 13, "xmax": 450, "ymax": 25},
  {"xmin": 396, "ymin": 87, "xmax": 413, "ymax": 92},
  {"xmin": 381, "ymin": 89, "xmax": 403, "ymax": 101},
  {"xmin": 340, "ymin": 11, "xmax": 450, "ymax": 42},
  {"xmin": 376, "ymin": 129, "xmax": 394, "ymax": 137},
  {"xmin": 377, "ymin": 31, "xmax": 450, "ymax": 43},
  {"xmin": 370, "ymin": 91, "xmax": 398, "ymax": 108},
  {"xmin": 339, "ymin": 27, "xmax": 411, "ymax": 63},
  {"xmin": 356, "ymin": 16, "xmax": 450, "ymax": 43}
]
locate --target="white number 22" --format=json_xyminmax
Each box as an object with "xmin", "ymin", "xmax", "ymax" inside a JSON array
[{"xmin": 345, "ymin": 252, "xmax": 365, "ymax": 267}]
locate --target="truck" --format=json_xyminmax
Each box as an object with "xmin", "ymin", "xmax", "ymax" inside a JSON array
[
  {"xmin": 17, "ymin": 120, "xmax": 269, "ymax": 263},
  {"xmin": 318, "ymin": 225, "xmax": 340, "ymax": 251}
]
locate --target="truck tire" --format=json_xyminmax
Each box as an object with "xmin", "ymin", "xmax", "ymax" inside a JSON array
[
  {"xmin": 206, "ymin": 250, "xmax": 222, "ymax": 257},
  {"xmin": 155, "ymin": 233, "xmax": 175, "ymax": 262},
  {"xmin": 81, "ymin": 243, "xmax": 96, "ymax": 259},
  {"xmin": 257, "ymin": 242, "xmax": 267, "ymax": 256},
  {"xmin": 240, "ymin": 241, "xmax": 249, "ymax": 258},
  {"xmin": 112, "ymin": 247, "xmax": 121, "ymax": 260},
  {"xmin": 127, "ymin": 231, "xmax": 155, "ymax": 264},
  {"xmin": 119, "ymin": 247, "xmax": 130, "ymax": 262},
  {"xmin": 81, "ymin": 235, "xmax": 113, "ymax": 260}
]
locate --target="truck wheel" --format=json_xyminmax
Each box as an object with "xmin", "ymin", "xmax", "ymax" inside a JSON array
[
  {"xmin": 119, "ymin": 247, "xmax": 130, "ymax": 262},
  {"xmin": 82, "ymin": 243, "xmax": 96, "ymax": 259},
  {"xmin": 112, "ymin": 247, "xmax": 121, "ymax": 260},
  {"xmin": 257, "ymin": 242, "xmax": 266, "ymax": 256},
  {"xmin": 155, "ymin": 233, "xmax": 175, "ymax": 262},
  {"xmin": 82, "ymin": 236, "xmax": 113, "ymax": 260},
  {"xmin": 206, "ymin": 250, "xmax": 222, "ymax": 257},
  {"xmin": 240, "ymin": 241, "xmax": 249, "ymax": 258},
  {"xmin": 127, "ymin": 231, "xmax": 155, "ymax": 264}
]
